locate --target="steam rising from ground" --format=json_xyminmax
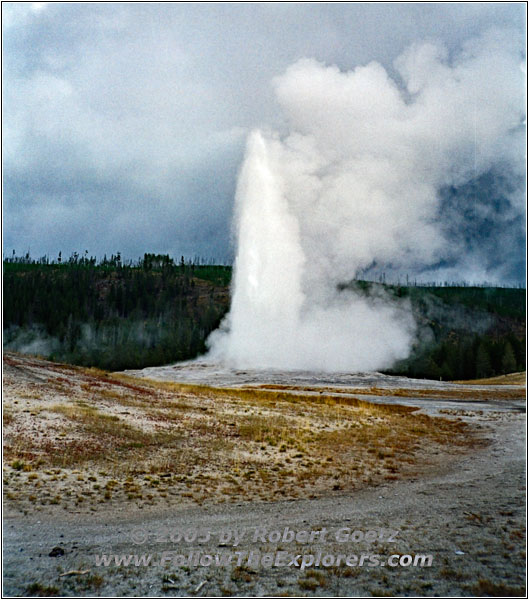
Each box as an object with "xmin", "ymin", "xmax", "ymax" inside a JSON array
[{"xmin": 208, "ymin": 29, "xmax": 525, "ymax": 372}]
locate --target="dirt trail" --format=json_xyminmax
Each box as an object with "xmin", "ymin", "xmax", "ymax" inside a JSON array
[{"xmin": 2, "ymin": 356, "xmax": 526, "ymax": 596}]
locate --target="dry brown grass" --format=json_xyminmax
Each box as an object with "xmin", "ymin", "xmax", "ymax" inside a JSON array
[
  {"xmin": 3, "ymin": 353, "xmax": 481, "ymax": 513},
  {"xmin": 470, "ymin": 578, "xmax": 526, "ymax": 597},
  {"xmin": 115, "ymin": 376, "xmax": 420, "ymax": 412},
  {"xmin": 3, "ymin": 410, "xmax": 15, "ymax": 426},
  {"xmin": 453, "ymin": 372, "xmax": 526, "ymax": 386},
  {"xmin": 250, "ymin": 383, "xmax": 525, "ymax": 401}
]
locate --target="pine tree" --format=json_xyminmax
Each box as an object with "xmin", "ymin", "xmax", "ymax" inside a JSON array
[
  {"xmin": 476, "ymin": 343, "xmax": 491, "ymax": 379},
  {"xmin": 501, "ymin": 341, "xmax": 517, "ymax": 374}
]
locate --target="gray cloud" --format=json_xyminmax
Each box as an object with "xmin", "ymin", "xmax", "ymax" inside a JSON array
[{"xmin": 3, "ymin": 3, "xmax": 525, "ymax": 277}]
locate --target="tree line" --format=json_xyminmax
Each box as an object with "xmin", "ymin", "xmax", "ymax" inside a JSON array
[
  {"xmin": 3, "ymin": 253, "xmax": 525, "ymax": 379},
  {"xmin": 4, "ymin": 253, "xmax": 230, "ymax": 370},
  {"xmin": 386, "ymin": 284, "xmax": 525, "ymax": 380}
]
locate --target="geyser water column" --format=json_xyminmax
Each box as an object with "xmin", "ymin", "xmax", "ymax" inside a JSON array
[
  {"xmin": 207, "ymin": 129, "xmax": 416, "ymax": 372},
  {"xmin": 207, "ymin": 129, "xmax": 307, "ymax": 368},
  {"xmin": 208, "ymin": 32, "xmax": 523, "ymax": 372}
]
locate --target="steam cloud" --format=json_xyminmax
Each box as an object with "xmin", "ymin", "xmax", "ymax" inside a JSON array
[{"xmin": 207, "ymin": 29, "xmax": 525, "ymax": 372}]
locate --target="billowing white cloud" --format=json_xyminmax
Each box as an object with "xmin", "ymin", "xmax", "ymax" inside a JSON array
[
  {"xmin": 269, "ymin": 29, "xmax": 525, "ymax": 284},
  {"xmin": 208, "ymin": 29, "xmax": 525, "ymax": 371}
]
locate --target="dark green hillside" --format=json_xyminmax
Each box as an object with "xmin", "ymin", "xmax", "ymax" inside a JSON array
[
  {"xmin": 4, "ymin": 254, "xmax": 231, "ymax": 370},
  {"xmin": 338, "ymin": 281, "xmax": 524, "ymax": 381},
  {"xmin": 3, "ymin": 254, "xmax": 525, "ymax": 379},
  {"xmin": 386, "ymin": 285, "xmax": 525, "ymax": 380}
]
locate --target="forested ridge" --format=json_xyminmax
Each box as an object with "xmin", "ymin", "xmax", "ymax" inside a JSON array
[
  {"xmin": 384, "ymin": 284, "xmax": 525, "ymax": 380},
  {"xmin": 4, "ymin": 254, "xmax": 230, "ymax": 370},
  {"xmin": 3, "ymin": 253, "xmax": 525, "ymax": 379}
]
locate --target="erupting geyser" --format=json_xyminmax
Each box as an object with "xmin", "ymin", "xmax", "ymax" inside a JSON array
[
  {"xmin": 207, "ymin": 129, "xmax": 416, "ymax": 371},
  {"xmin": 212, "ymin": 131, "xmax": 306, "ymax": 363},
  {"xmin": 208, "ymin": 29, "xmax": 525, "ymax": 372}
]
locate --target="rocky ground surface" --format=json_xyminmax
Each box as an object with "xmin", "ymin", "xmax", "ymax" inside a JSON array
[{"xmin": 3, "ymin": 353, "xmax": 526, "ymax": 597}]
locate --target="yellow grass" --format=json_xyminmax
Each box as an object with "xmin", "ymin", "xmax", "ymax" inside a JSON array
[
  {"xmin": 453, "ymin": 372, "xmax": 526, "ymax": 386},
  {"xmin": 3, "ymin": 353, "xmax": 481, "ymax": 513},
  {"xmin": 250, "ymin": 383, "xmax": 525, "ymax": 400}
]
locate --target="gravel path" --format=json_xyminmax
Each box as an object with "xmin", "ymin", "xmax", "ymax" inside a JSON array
[{"xmin": 3, "ymin": 380, "xmax": 525, "ymax": 597}]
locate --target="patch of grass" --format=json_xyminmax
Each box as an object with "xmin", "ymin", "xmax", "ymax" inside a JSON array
[
  {"xmin": 454, "ymin": 372, "xmax": 526, "ymax": 386},
  {"xmin": 4, "ymin": 355, "xmax": 481, "ymax": 513},
  {"xmin": 369, "ymin": 587, "xmax": 395, "ymax": 597},
  {"xmin": 75, "ymin": 573, "xmax": 104, "ymax": 591},
  {"xmin": 231, "ymin": 565, "xmax": 255, "ymax": 583},
  {"xmin": 252, "ymin": 382, "xmax": 525, "ymax": 401},
  {"xmin": 298, "ymin": 576, "xmax": 320, "ymax": 591},
  {"xmin": 304, "ymin": 569, "xmax": 327, "ymax": 586},
  {"xmin": 3, "ymin": 411, "xmax": 15, "ymax": 426},
  {"xmin": 7, "ymin": 403, "xmax": 178, "ymax": 469},
  {"xmin": 470, "ymin": 579, "xmax": 526, "ymax": 597},
  {"xmin": 439, "ymin": 567, "xmax": 466, "ymax": 581},
  {"xmin": 219, "ymin": 584, "xmax": 235, "ymax": 596},
  {"xmin": 26, "ymin": 582, "xmax": 60, "ymax": 596}
]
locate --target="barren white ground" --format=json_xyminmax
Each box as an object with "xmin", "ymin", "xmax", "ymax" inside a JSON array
[{"xmin": 3, "ymin": 360, "xmax": 526, "ymax": 597}]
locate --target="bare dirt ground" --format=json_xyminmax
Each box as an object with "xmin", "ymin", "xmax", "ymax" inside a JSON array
[{"xmin": 2, "ymin": 352, "xmax": 526, "ymax": 597}]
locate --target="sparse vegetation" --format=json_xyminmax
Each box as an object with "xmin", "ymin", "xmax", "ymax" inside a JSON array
[
  {"xmin": 252, "ymin": 383, "xmax": 525, "ymax": 402},
  {"xmin": 3, "ymin": 352, "xmax": 478, "ymax": 513},
  {"xmin": 298, "ymin": 570, "xmax": 327, "ymax": 591},
  {"xmin": 470, "ymin": 579, "xmax": 526, "ymax": 597},
  {"xmin": 25, "ymin": 582, "xmax": 60, "ymax": 596}
]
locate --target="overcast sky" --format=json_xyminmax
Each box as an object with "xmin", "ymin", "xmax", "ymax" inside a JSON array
[{"xmin": 3, "ymin": 2, "xmax": 526, "ymax": 275}]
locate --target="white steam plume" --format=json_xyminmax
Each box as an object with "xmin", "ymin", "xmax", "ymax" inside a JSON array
[{"xmin": 207, "ymin": 29, "xmax": 525, "ymax": 372}]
